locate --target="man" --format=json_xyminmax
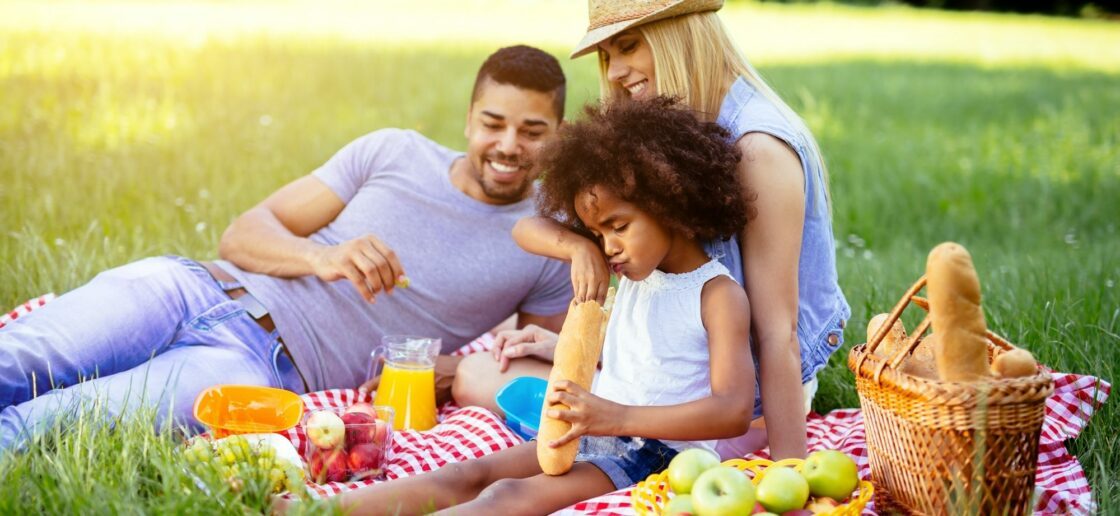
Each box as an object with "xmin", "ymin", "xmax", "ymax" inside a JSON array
[{"xmin": 0, "ymin": 45, "xmax": 571, "ymax": 450}]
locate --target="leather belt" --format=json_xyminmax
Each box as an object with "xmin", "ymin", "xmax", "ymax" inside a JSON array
[
  {"xmin": 200, "ymin": 261, "xmax": 309, "ymax": 393},
  {"xmin": 201, "ymin": 262, "xmax": 278, "ymax": 333}
]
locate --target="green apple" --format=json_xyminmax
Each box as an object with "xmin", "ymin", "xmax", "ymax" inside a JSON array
[
  {"xmin": 663, "ymin": 493, "xmax": 696, "ymax": 516},
  {"xmin": 667, "ymin": 448, "xmax": 721, "ymax": 494},
  {"xmin": 755, "ymin": 466, "xmax": 810, "ymax": 513},
  {"xmin": 802, "ymin": 449, "xmax": 860, "ymax": 500},
  {"xmin": 690, "ymin": 466, "xmax": 756, "ymax": 516}
]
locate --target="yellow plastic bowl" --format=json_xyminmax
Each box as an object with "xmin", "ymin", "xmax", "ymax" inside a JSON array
[
  {"xmin": 632, "ymin": 457, "xmax": 873, "ymax": 516},
  {"xmin": 193, "ymin": 385, "xmax": 304, "ymax": 438}
]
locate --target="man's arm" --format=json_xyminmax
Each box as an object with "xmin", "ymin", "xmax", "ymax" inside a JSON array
[
  {"xmin": 517, "ymin": 310, "xmax": 566, "ymax": 333},
  {"xmin": 219, "ymin": 175, "xmax": 404, "ymax": 302}
]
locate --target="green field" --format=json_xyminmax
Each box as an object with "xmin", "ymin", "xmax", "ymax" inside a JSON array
[{"xmin": 1, "ymin": 0, "xmax": 1118, "ymax": 512}]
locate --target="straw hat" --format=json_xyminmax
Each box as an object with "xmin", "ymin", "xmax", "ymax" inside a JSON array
[{"xmin": 570, "ymin": 0, "xmax": 724, "ymax": 58}]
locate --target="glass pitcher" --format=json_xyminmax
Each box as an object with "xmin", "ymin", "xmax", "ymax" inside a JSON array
[{"xmin": 370, "ymin": 335, "xmax": 441, "ymax": 431}]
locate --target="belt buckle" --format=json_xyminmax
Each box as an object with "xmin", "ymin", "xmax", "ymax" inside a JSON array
[{"xmin": 236, "ymin": 292, "xmax": 269, "ymax": 320}]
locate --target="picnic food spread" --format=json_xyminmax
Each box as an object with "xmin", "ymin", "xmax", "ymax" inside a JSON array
[{"xmin": 537, "ymin": 289, "xmax": 616, "ymax": 475}]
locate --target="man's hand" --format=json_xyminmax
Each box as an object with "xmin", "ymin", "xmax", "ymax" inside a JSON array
[
  {"xmin": 358, "ymin": 354, "xmax": 462, "ymax": 407},
  {"xmin": 491, "ymin": 325, "xmax": 559, "ymax": 372},
  {"xmin": 311, "ymin": 234, "xmax": 406, "ymax": 303},
  {"xmin": 544, "ymin": 380, "xmax": 624, "ymax": 448},
  {"xmin": 569, "ymin": 239, "xmax": 611, "ymax": 304}
]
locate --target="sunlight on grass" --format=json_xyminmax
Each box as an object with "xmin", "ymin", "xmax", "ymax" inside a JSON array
[{"xmin": 2, "ymin": 0, "xmax": 1118, "ymax": 71}]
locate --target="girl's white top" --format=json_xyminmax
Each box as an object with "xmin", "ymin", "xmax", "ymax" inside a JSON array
[{"xmin": 592, "ymin": 259, "xmax": 734, "ymax": 454}]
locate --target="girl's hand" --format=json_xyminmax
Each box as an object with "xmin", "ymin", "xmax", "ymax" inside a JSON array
[
  {"xmin": 491, "ymin": 325, "xmax": 559, "ymax": 372},
  {"xmin": 569, "ymin": 240, "xmax": 611, "ymax": 304},
  {"xmin": 545, "ymin": 380, "xmax": 624, "ymax": 448}
]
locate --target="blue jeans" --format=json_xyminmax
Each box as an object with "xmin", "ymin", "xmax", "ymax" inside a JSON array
[
  {"xmin": 0, "ymin": 256, "xmax": 305, "ymax": 451},
  {"xmin": 575, "ymin": 436, "xmax": 679, "ymax": 490}
]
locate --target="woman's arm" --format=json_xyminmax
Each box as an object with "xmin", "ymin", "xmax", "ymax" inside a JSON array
[
  {"xmin": 737, "ymin": 132, "xmax": 808, "ymax": 459},
  {"xmin": 545, "ymin": 276, "xmax": 754, "ymax": 445},
  {"xmin": 513, "ymin": 216, "xmax": 610, "ymax": 304}
]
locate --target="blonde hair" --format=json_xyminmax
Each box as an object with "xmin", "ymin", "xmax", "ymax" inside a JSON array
[{"xmin": 596, "ymin": 12, "xmax": 831, "ymax": 207}]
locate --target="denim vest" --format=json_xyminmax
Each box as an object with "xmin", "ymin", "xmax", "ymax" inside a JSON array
[{"xmin": 703, "ymin": 77, "xmax": 851, "ymax": 392}]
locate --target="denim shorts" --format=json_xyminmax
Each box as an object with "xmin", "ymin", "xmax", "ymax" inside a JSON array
[{"xmin": 575, "ymin": 436, "xmax": 678, "ymax": 490}]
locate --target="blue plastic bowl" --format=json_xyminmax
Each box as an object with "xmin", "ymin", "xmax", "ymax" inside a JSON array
[{"xmin": 495, "ymin": 376, "xmax": 548, "ymax": 441}]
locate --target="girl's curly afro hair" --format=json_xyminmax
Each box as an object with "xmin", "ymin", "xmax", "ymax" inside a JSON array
[{"xmin": 538, "ymin": 96, "xmax": 753, "ymax": 242}]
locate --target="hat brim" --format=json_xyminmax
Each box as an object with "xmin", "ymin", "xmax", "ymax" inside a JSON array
[
  {"xmin": 570, "ymin": 19, "xmax": 644, "ymax": 59},
  {"xmin": 569, "ymin": 0, "xmax": 723, "ymax": 59}
]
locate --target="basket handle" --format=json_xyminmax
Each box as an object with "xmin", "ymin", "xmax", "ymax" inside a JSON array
[
  {"xmin": 864, "ymin": 275, "xmax": 926, "ymax": 357},
  {"xmin": 860, "ymin": 275, "xmax": 936, "ymax": 383}
]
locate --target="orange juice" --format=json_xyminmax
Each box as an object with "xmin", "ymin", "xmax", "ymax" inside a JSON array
[{"xmin": 373, "ymin": 363, "xmax": 437, "ymax": 431}]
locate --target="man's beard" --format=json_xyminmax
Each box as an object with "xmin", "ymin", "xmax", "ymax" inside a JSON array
[{"xmin": 479, "ymin": 174, "xmax": 533, "ymax": 203}]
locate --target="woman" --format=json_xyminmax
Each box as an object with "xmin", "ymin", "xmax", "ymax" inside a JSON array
[{"xmin": 455, "ymin": 0, "xmax": 848, "ymax": 460}]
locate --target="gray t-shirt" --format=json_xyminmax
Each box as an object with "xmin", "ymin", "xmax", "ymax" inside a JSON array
[{"xmin": 216, "ymin": 129, "xmax": 572, "ymax": 391}]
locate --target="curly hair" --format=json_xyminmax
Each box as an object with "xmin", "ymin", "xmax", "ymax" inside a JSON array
[{"xmin": 538, "ymin": 96, "xmax": 753, "ymax": 242}]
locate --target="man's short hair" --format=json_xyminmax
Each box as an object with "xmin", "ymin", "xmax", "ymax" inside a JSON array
[{"xmin": 472, "ymin": 45, "xmax": 566, "ymax": 120}]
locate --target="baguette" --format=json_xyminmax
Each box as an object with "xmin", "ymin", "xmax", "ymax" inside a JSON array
[
  {"xmin": 992, "ymin": 348, "xmax": 1038, "ymax": 378},
  {"xmin": 537, "ymin": 289, "xmax": 615, "ymax": 475},
  {"xmin": 926, "ymin": 242, "xmax": 990, "ymax": 382}
]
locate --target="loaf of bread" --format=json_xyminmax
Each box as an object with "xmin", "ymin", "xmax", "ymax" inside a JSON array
[
  {"xmin": 537, "ymin": 289, "xmax": 615, "ymax": 475},
  {"xmin": 905, "ymin": 334, "xmax": 942, "ymax": 380},
  {"xmin": 992, "ymin": 348, "xmax": 1038, "ymax": 378},
  {"xmin": 867, "ymin": 313, "xmax": 938, "ymax": 379},
  {"xmin": 868, "ymin": 313, "xmax": 907, "ymax": 359},
  {"xmin": 926, "ymin": 242, "xmax": 990, "ymax": 382}
]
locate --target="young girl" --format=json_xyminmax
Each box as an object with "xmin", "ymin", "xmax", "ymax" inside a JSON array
[{"xmin": 325, "ymin": 97, "xmax": 755, "ymax": 515}]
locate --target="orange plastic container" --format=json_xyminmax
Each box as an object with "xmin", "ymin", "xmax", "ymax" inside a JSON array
[{"xmin": 193, "ymin": 385, "xmax": 304, "ymax": 438}]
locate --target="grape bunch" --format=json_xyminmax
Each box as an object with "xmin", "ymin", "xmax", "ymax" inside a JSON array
[{"xmin": 181, "ymin": 435, "xmax": 307, "ymax": 498}]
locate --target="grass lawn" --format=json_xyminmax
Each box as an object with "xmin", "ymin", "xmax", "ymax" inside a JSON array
[{"xmin": 1, "ymin": 0, "xmax": 1117, "ymax": 512}]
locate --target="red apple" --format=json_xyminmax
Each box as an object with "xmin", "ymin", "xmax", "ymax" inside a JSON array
[
  {"xmin": 780, "ymin": 511, "xmax": 813, "ymax": 516},
  {"xmin": 345, "ymin": 402, "xmax": 379, "ymax": 419},
  {"xmin": 309, "ymin": 448, "xmax": 349, "ymax": 483},
  {"xmin": 348, "ymin": 442, "xmax": 383, "ymax": 479},
  {"xmin": 804, "ymin": 496, "xmax": 841, "ymax": 514},
  {"xmin": 372, "ymin": 418, "xmax": 391, "ymax": 445},
  {"xmin": 342, "ymin": 411, "xmax": 377, "ymax": 445},
  {"xmin": 306, "ymin": 410, "xmax": 346, "ymax": 449}
]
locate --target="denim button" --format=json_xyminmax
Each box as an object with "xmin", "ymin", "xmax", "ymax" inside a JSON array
[{"xmin": 827, "ymin": 333, "xmax": 840, "ymax": 346}]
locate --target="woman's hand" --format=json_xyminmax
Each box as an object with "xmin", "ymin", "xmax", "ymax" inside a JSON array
[
  {"xmin": 491, "ymin": 325, "xmax": 559, "ymax": 372},
  {"xmin": 569, "ymin": 240, "xmax": 611, "ymax": 305},
  {"xmin": 545, "ymin": 380, "xmax": 625, "ymax": 448}
]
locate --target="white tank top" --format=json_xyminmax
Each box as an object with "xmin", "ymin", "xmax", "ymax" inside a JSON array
[{"xmin": 592, "ymin": 259, "xmax": 734, "ymax": 454}]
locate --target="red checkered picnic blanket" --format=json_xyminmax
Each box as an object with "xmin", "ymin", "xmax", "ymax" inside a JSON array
[
  {"xmin": 3, "ymin": 300, "xmax": 1110, "ymax": 514},
  {"xmin": 286, "ymin": 335, "xmax": 1109, "ymax": 515}
]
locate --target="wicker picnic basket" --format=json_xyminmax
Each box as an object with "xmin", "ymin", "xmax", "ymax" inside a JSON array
[{"xmin": 848, "ymin": 275, "xmax": 1053, "ymax": 515}]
